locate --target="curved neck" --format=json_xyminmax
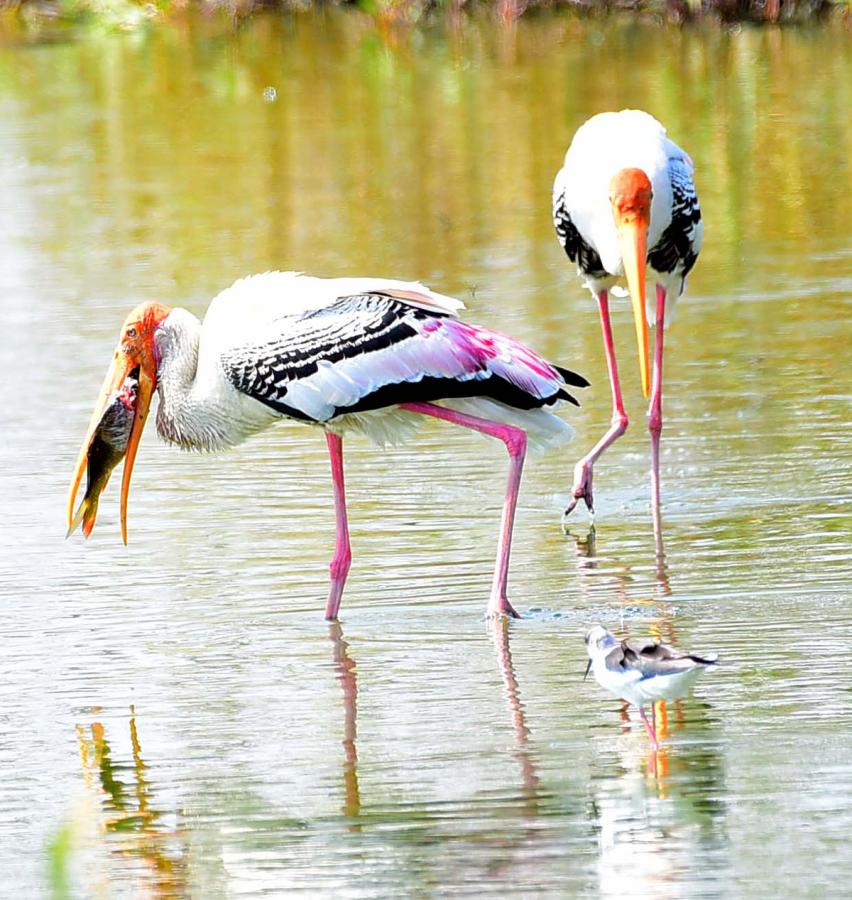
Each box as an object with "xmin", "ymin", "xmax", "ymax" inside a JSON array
[
  {"xmin": 154, "ymin": 309, "xmax": 222, "ymax": 450},
  {"xmin": 154, "ymin": 307, "xmax": 276, "ymax": 451}
]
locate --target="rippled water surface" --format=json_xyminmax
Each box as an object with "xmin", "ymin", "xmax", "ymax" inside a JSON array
[{"xmin": 1, "ymin": 10, "xmax": 851, "ymax": 897}]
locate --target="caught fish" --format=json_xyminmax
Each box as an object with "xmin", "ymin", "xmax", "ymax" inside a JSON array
[{"xmin": 67, "ymin": 374, "xmax": 139, "ymax": 539}]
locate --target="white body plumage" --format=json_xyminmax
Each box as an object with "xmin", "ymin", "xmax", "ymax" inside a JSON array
[
  {"xmin": 151, "ymin": 272, "xmax": 582, "ymax": 452},
  {"xmin": 585, "ymin": 625, "xmax": 716, "ymax": 710}
]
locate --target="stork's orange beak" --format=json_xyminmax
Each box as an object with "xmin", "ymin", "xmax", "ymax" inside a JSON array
[
  {"xmin": 610, "ymin": 168, "xmax": 653, "ymax": 398},
  {"xmin": 67, "ymin": 302, "xmax": 171, "ymax": 544}
]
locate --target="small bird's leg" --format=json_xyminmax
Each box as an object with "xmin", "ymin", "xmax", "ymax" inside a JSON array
[
  {"xmin": 400, "ymin": 401, "xmax": 526, "ymax": 619},
  {"xmin": 565, "ymin": 290, "xmax": 629, "ymax": 517},
  {"xmin": 324, "ymin": 431, "xmax": 352, "ymax": 621},
  {"xmin": 639, "ymin": 706, "xmax": 659, "ymax": 749},
  {"xmin": 648, "ymin": 283, "xmax": 666, "ymax": 514}
]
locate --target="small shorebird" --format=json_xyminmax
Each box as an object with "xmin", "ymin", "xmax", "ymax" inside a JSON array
[{"xmin": 584, "ymin": 624, "xmax": 716, "ymax": 747}]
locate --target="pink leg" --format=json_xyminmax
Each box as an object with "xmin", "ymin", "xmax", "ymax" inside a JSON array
[
  {"xmin": 649, "ymin": 286, "xmax": 669, "ymax": 589},
  {"xmin": 566, "ymin": 290, "xmax": 629, "ymax": 517},
  {"xmin": 648, "ymin": 284, "xmax": 666, "ymax": 514},
  {"xmin": 400, "ymin": 401, "xmax": 526, "ymax": 618},
  {"xmin": 639, "ymin": 706, "xmax": 659, "ymax": 749},
  {"xmin": 324, "ymin": 431, "xmax": 352, "ymax": 621}
]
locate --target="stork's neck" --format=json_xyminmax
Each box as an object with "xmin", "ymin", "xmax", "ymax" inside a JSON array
[
  {"xmin": 154, "ymin": 307, "xmax": 254, "ymax": 451},
  {"xmin": 152, "ymin": 309, "xmax": 207, "ymax": 449}
]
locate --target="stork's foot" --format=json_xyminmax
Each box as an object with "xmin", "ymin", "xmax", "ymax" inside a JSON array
[
  {"xmin": 486, "ymin": 595, "xmax": 520, "ymax": 619},
  {"xmin": 564, "ymin": 459, "xmax": 595, "ymax": 518}
]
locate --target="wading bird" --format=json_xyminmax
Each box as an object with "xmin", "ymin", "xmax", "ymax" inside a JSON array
[
  {"xmin": 584, "ymin": 624, "xmax": 717, "ymax": 748},
  {"xmin": 553, "ymin": 110, "xmax": 702, "ymax": 515},
  {"xmin": 68, "ymin": 272, "xmax": 588, "ymax": 620}
]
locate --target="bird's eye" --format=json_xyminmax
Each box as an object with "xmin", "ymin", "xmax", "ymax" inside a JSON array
[{"xmin": 126, "ymin": 327, "xmax": 138, "ymax": 339}]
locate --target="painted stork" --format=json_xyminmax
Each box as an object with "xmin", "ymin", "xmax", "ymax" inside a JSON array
[
  {"xmin": 67, "ymin": 272, "xmax": 588, "ymax": 620},
  {"xmin": 553, "ymin": 110, "xmax": 702, "ymax": 515}
]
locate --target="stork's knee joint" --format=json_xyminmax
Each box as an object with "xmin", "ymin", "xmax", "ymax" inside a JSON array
[
  {"xmin": 613, "ymin": 413, "xmax": 629, "ymax": 434},
  {"xmin": 329, "ymin": 552, "xmax": 352, "ymax": 581},
  {"xmin": 503, "ymin": 428, "xmax": 527, "ymax": 459}
]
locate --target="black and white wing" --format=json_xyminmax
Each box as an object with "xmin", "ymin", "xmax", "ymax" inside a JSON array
[
  {"xmin": 553, "ymin": 185, "xmax": 608, "ymax": 280},
  {"xmin": 611, "ymin": 637, "xmax": 716, "ymax": 678},
  {"xmin": 647, "ymin": 153, "xmax": 703, "ymax": 293},
  {"xmin": 221, "ymin": 292, "xmax": 587, "ymax": 424}
]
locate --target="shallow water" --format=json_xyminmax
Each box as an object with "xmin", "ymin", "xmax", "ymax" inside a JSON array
[{"xmin": 1, "ymin": 10, "xmax": 851, "ymax": 897}]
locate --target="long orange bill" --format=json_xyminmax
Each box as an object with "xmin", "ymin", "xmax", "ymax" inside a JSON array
[
  {"xmin": 118, "ymin": 366, "xmax": 155, "ymax": 545},
  {"xmin": 617, "ymin": 218, "xmax": 650, "ymax": 398},
  {"xmin": 66, "ymin": 349, "xmax": 156, "ymax": 545}
]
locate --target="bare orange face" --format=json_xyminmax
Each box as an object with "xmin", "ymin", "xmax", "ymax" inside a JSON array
[
  {"xmin": 610, "ymin": 167, "xmax": 653, "ymax": 224},
  {"xmin": 609, "ymin": 168, "xmax": 653, "ymax": 397},
  {"xmin": 67, "ymin": 301, "xmax": 172, "ymax": 544}
]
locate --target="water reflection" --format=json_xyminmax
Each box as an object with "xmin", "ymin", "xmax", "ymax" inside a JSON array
[
  {"xmin": 564, "ymin": 522, "xmax": 673, "ymax": 614},
  {"xmin": 651, "ymin": 500, "xmax": 670, "ymax": 597},
  {"xmin": 487, "ymin": 618, "xmax": 551, "ymax": 884},
  {"xmin": 590, "ymin": 711, "xmax": 727, "ymax": 900},
  {"xmin": 1, "ymin": 7, "xmax": 850, "ymax": 897},
  {"xmin": 490, "ymin": 619, "xmax": 540, "ymax": 802},
  {"xmin": 76, "ymin": 708, "xmax": 187, "ymax": 896},
  {"xmin": 328, "ymin": 622, "xmax": 360, "ymax": 824}
]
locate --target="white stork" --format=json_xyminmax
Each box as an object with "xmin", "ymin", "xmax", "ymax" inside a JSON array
[
  {"xmin": 67, "ymin": 272, "xmax": 588, "ymax": 620},
  {"xmin": 553, "ymin": 109, "xmax": 702, "ymax": 515}
]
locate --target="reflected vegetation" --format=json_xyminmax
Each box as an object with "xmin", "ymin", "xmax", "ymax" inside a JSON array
[{"xmin": 75, "ymin": 708, "xmax": 187, "ymax": 896}]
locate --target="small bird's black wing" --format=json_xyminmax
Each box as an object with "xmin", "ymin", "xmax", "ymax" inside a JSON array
[{"xmin": 618, "ymin": 638, "xmax": 715, "ymax": 678}]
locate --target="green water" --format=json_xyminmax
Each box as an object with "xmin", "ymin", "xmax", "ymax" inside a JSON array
[{"xmin": 0, "ymin": 10, "xmax": 850, "ymax": 897}]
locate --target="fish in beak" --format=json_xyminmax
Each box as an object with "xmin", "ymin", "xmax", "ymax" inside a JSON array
[
  {"xmin": 610, "ymin": 168, "xmax": 653, "ymax": 398},
  {"xmin": 67, "ymin": 373, "xmax": 138, "ymax": 539},
  {"xmin": 67, "ymin": 302, "xmax": 172, "ymax": 544}
]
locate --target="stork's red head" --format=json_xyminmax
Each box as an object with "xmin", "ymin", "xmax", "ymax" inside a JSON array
[
  {"xmin": 609, "ymin": 167, "xmax": 653, "ymax": 397},
  {"xmin": 67, "ymin": 301, "xmax": 172, "ymax": 544}
]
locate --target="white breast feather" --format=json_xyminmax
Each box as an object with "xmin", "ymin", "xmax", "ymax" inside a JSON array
[{"xmin": 557, "ymin": 110, "xmax": 677, "ymax": 276}]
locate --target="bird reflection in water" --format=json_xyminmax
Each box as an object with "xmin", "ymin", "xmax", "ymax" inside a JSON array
[
  {"xmin": 482, "ymin": 618, "xmax": 546, "ymax": 882},
  {"xmin": 589, "ymin": 701, "xmax": 726, "ymax": 900},
  {"xmin": 563, "ymin": 521, "xmax": 672, "ymax": 612},
  {"xmin": 490, "ymin": 618, "xmax": 540, "ymax": 803},
  {"xmin": 327, "ymin": 621, "xmax": 361, "ymax": 827},
  {"xmin": 75, "ymin": 707, "xmax": 186, "ymax": 895}
]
